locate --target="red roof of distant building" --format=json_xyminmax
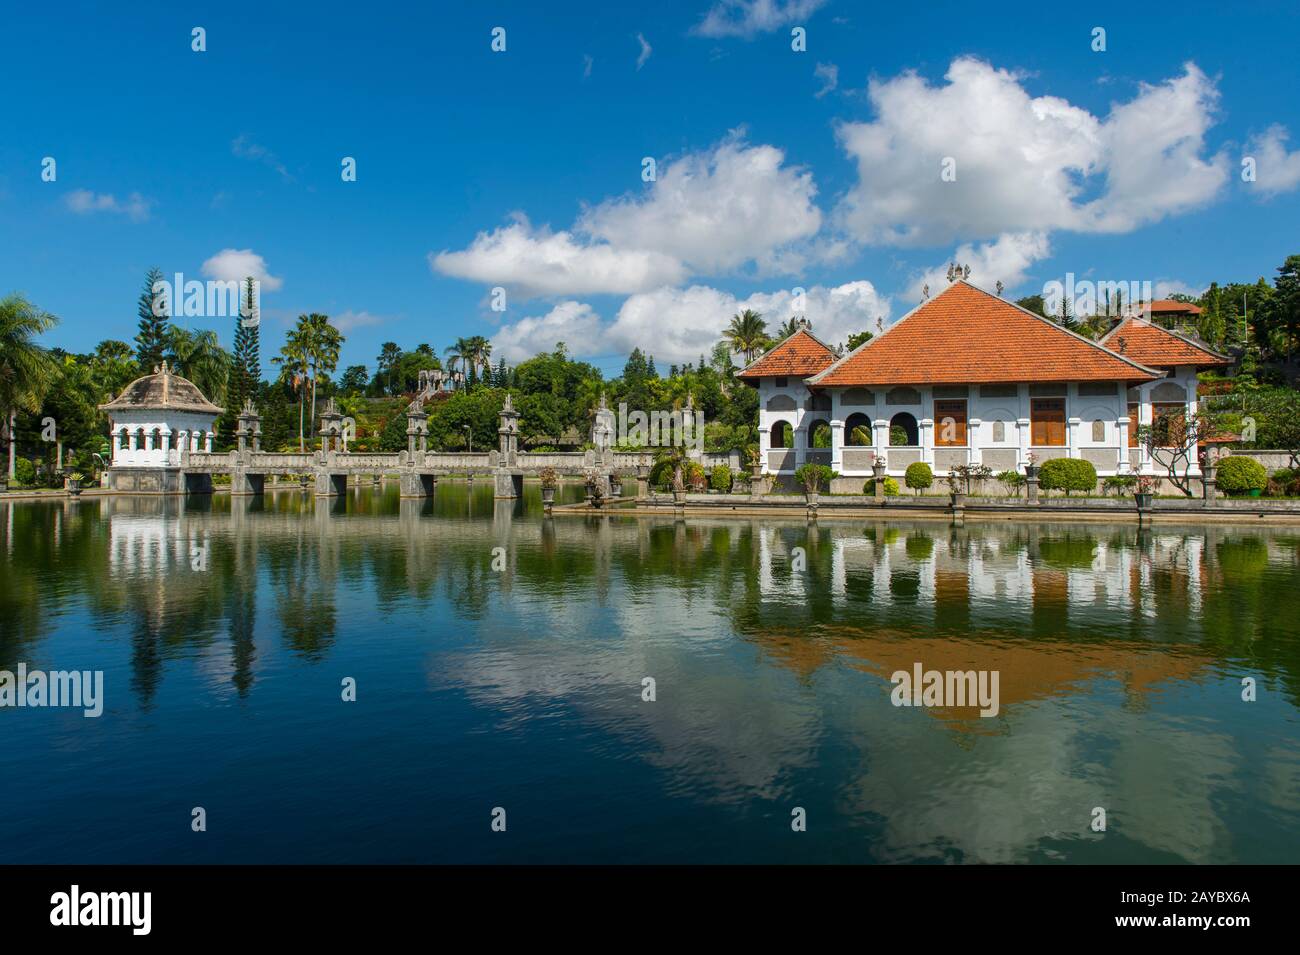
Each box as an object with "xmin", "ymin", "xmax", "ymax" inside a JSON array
[
  {"xmin": 1142, "ymin": 299, "xmax": 1203, "ymax": 315},
  {"xmin": 736, "ymin": 327, "xmax": 837, "ymax": 380},
  {"xmin": 1100, "ymin": 317, "xmax": 1231, "ymax": 368},
  {"xmin": 809, "ymin": 281, "xmax": 1162, "ymax": 387}
]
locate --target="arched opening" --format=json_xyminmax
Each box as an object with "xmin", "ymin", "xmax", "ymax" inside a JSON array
[
  {"xmin": 119, "ymin": 428, "xmax": 129, "ymax": 449},
  {"xmin": 771, "ymin": 420, "xmax": 794, "ymax": 449},
  {"xmin": 890, "ymin": 412, "xmax": 919, "ymax": 446},
  {"xmin": 845, "ymin": 413, "xmax": 872, "ymax": 445},
  {"xmin": 807, "ymin": 419, "xmax": 832, "ymax": 449}
]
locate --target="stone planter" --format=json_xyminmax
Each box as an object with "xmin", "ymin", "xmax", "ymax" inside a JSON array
[
  {"xmin": 67, "ymin": 479, "xmax": 82, "ymax": 497},
  {"xmin": 541, "ymin": 485, "xmax": 556, "ymax": 507},
  {"xmin": 1135, "ymin": 492, "xmax": 1153, "ymax": 509},
  {"xmin": 672, "ymin": 489, "xmax": 686, "ymax": 506},
  {"xmin": 949, "ymin": 491, "xmax": 965, "ymax": 508},
  {"xmin": 610, "ymin": 477, "xmax": 623, "ymax": 498},
  {"xmin": 805, "ymin": 490, "xmax": 820, "ymax": 508}
]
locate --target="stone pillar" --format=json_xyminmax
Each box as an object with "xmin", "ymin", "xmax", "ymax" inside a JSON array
[
  {"xmin": 1203, "ymin": 459, "xmax": 1218, "ymax": 505},
  {"xmin": 236, "ymin": 399, "xmax": 261, "ymax": 456},
  {"xmin": 204, "ymin": 431, "xmax": 214, "ymax": 452},
  {"xmin": 405, "ymin": 400, "xmax": 429, "ymax": 454},
  {"xmin": 1116, "ymin": 417, "xmax": 1130, "ymax": 473},
  {"xmin": 757, "ymin": 426, "xmax": 770, "ymax": 474},
  {"xmin": 967, "ymin": 418, "xmax": 982, "ymax": 467},
  {"xmin": 829, "ymin": 419, "xmax": 844, "ymax": 472},
  {"xmin": 873, "ymin": 458, "xmax": 886, "ymax": 503},
  {"xmin": 1026, "ymin": 471, "xmax": 1040, "ymax": 504},
  {"xmin": 497, "ymin": 393, "xmax": 520, "ymax": 466},
  {"xmin": 1016, "ymin": 417, "xmax": 1031, "ymax": 468},
  {"xmin": 920, "ymin": 418, "xmax": 934, "ymax": 466},
  {"xmin": 318, "ymin": 398, "xmax": 343, "ymax": 453},
  {"xmin": 591, "ymin": 393, "xmax": 615, "ymax": 452}
]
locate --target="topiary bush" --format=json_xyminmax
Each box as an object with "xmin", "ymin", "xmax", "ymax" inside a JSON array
[
  {"xmin": 904, "ymin": 461, "xmax": 933, "ymax": 495},
  {"xmin": 14, "ymin": 458, "xmax": 36, "ymax": 485},
  {"xmin": 883, "ymin": 476, "xmax": 900, "ymax": 496},
  {"xmin": 794, "ymin": 462, "xmax": 837, "ymax": 493},
  {"xmin": 1038, "ymin": 457, "xmax": 1098, "ymax": 496},
  {"xmin": 1216, "ymin": 456, "xmax": 1268, "ymax": 494},
  {"xmin": 709, "ymin": 464, "xmax": 732, "ymax": 492}
]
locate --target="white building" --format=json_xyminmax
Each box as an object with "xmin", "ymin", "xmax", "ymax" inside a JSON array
[
  {"xmin": 738, "ymin": 282, "xmax": 1231, "ymax": 487},
  {"xmin": 99, "ymin": 361, "xmax": 223, "ymax": 492}
]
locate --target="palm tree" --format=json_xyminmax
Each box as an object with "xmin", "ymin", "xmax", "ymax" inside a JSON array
[
  {"xmin": 445, "ymin": 337, "xmax": 472, "ymax": 384},
  {"xmin": 272, "ymin": 332, "xmax": 311, "ymax": 451},
  {"xmin": 165, "ymin": 327, "xmax": 230, "ymax": 404},
  {"xmin": 299, "ymin": 313, "xmax": 343, "ymax": 436},
  {"xmin": 722, "ymin": 309, "xmax": 769, "ymax": 365},
  {"xmin": 468, "ymin": 336, "xmax": 493, "ymax": 380},
  {"xmin": 0, "ymin": 294, "xmax": 59, "ymax": 481},
  {"xmin": 773, "ymin": 317, "xmax": 802, "ymax": 341}
]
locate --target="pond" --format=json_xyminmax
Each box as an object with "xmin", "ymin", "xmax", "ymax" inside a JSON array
[{"xmin": 2, "ymin": 485, "xmax": 1298, "ymax": 863}]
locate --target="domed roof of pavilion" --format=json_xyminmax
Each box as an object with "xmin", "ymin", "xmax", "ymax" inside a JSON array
[{"xmin": 99, "ymin": 361, "xmax": 224, "ymax": 415}]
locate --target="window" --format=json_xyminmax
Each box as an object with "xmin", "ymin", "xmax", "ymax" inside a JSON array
[
  {"xmin": 771, "ymin": 421, "xmax": 793, "ymax": 448},
  {"xmin": 1128, "ymin": 403, "xmax": 1140, "ymax": 448},
  {"xmin": 1152, "ymin": 402, "xmax": 1187, "ymax": 447},
  {"xmin": 1091, "ymin": 419, "xmax": 1106, "ymax": 442},
  {"xmin": 774, "ymin": 377, "xmax": 788, "ymax": 388},
  {"xmin": 992, "ymin": 420, "xmax": 1006, "ymax": 443},
  {"xmin": 886, "ymin": 386, "xmax": 922, "ymax": 405},
  {"xmin": 845, "ymin": 413, "xmax": 872, "ymax": 445},
  {"xmin": 1031, "ymin": 398, "xmax": 1066, "ymax": 446},
  {"xmin": 980, "ymin": 383, "xmax": 1018, "ymax": 398},
  {"xmin": 934, "ymin": 399, "xmax": 968, "ymax": 446},
  {"xmin": 1079, "ymin": 381, "xmax": 1118, "ymax": 397}
]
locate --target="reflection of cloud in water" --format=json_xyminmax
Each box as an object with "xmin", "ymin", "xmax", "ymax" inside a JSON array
[
  {"xmin": 432, "ymin": 584, "xmax": 822, "ymax": 805},
  {"xmin": 835, "ymin": 689, "xmax": 1243, "ymax": 863}
]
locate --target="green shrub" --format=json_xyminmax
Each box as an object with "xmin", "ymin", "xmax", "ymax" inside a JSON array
[
  {"xmin": 1216, "ymin": 456, "xmax": 1268, "ymax": 494},
  {"xmin": 1038, "ymin": 458, "xmax": 1098, "ymax": 496},
  {"xmin": 709, "ymin": 464, "xmax": 732, "ymax": 492},
  {"xmin": 996, "ymin": 469, "xmax": 1026, "ymax": 496},
  {"xmin": 904, "ymin": 461, "xmax": 933, "ymax": 494},
  {"xmin": 794, "ymin": 462, "xmax": 836, "ymax": 493},
  {"xmin": 883, "ymin": 476, "xmax": 900, "ymax": 496},
  {"xmin": 14, "ymin": 458, "xmax": 35, "ymax": 485},
  {"xmin": 1102, "ymin": 474, "xmax": 1137, "ymax": 497}
]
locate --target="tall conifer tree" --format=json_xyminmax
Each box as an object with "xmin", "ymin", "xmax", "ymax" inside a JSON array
[{"xmin": 135, "ymin": 267, "xmax": 169, "ymax": 369}]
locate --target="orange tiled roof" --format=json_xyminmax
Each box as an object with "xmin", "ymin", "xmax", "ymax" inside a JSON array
[
  {"xmin": 1143, "ymin": 299, "xmax": 1203, "ymax": 315},
  {"xmin": 736, "ymin": 327, "xmax": 836, "ymax": 380},
  {"xmin": 1100, "ymin": 317, "xmax": 1231, "ymax": 368},
  {"xmin": 809, "ymin": 281, "xmax": 1162, "ymax": 387}
]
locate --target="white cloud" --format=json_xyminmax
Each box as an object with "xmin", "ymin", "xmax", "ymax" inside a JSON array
[
  {"xmin": 814, "ymin": 62, "xmax": 838, "ymax": 99},
  {"xmin": 231, "ymin": 135, "xmax": 293, "ymax": 182},
  {"xmin": 433, "ymin": 138, "xmax": 825, "ymax": 299},
  {"xmin": 582, "ymin": 54, "xmax": 593, "ymax": 79},
  {"xmin": 635, "ymin": 33, "xmax": 652, "ymax": 71},
  {"xmin": 200, "ymin": 248, "xmax": 284, "ymax": 291},
  {"xmin": 834, "ymin": 58, "xmax": 1229, "ymax": 246},
  {"xmin": 579, "ymin": 137, "xmax": 823, "ymax": 275},
  {"xmin": 430, "ymin": 218, "xmax": 687, "ymax": 298},
  {"xmin": 906, "ymin": 231, "xmax": 1051, "ymax": 301},
  {"xmin": 1246, "ymin": 125, "xmax": 1300, "ymax": 197},
  {"xmin": 333, "ymin": 310, "xmax": 389, "ymax": 333},
  {"xmin": 492, "ymin": 301, "xmax": 606, "ymax": 363},
  {"xmin": 64, "ymin": 189, "xmax": 152, "ymax": 222},
  {"xmin": 691, "ymin": 0, "xmax": 827, "ymax": 38},
  {"xmin": 1153, "ymin": 279, "xmax": 1204, "ymax": 300},
  {"xmin": 489, "ymin": 282, "xmax": 891, "ymax": 366}
]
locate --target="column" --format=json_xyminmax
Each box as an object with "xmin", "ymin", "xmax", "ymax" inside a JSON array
[
  {"xmin": 1067, "ymin": 417, "xmax": 1081, "ymax": 461},
  {"xmin": 204, "ymin": 431, "xmax": 214, "ymax": 452},
  {"xmin": 920, "ymin": 418, "xmax": 934, "ymax": 467},
  {"xmin": 873, "ymin": 419, "xmax": 890, "ymax": 469},
  {"xmin": 161, "ymin": 428, "xmax": 172, "ymax": 464},
  {"xmin": 1115, "ymin": 417, "xmax": 1129, "ymax": 472},
  {"xmin": 757, "ymin": 426, "xmax": 770, "ymax": 474},
  {"xmin": 829, "ymin": 419, "xmax": 844, "ymax": 472},
  {"xmin": 968, "ymin": 417, "xmax": 982, "ymax": 467},
  {"xmin": 1017, "ymin": 418, "xmax": 1031, "ymax": 468}
]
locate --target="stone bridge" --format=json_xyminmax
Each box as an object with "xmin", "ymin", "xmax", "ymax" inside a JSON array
[{"xmin": 182, "ymin": 395, "xmax": 659, "ymax": 499}]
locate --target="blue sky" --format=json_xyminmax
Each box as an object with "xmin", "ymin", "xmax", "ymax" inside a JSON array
[{"xmin": 3, "ymin": 0, "xmax": 1299, "ymax": 376}]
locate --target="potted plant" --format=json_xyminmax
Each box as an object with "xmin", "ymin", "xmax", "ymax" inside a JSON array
[
  {"xmin": 538, "ymin": 467, "xmax": 558, "ymax": 507},
  {"xmin": 609, "ymin": 473, "xmax": 623, "ymax": 498},
  {"xmin": 946, "ymin": 471, "xmax": 965, "ymax": 507},
  {"xmin": 795, "ymin": 462, "xmax": 835, "ymax": 506},
  {"xmin": 1024, "ymin": 452, "xmax": 1039, "ymax": 480},
  {"xmin": 747, "ymin": 445, "xmax": 762, "ymax": 480},
  {"xmin": 67, "ymin": 471, "xmax": 85, "ymax": 497},
  {"xmin": 1134, "ymin": 475, "xmax": 1155, "ymax": 509}
]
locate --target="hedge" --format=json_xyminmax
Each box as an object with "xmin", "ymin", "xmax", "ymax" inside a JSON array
[
  {"xmin": 1038, "ymin": 458, "xmax": 1098, "ymax": 496},
  {"xmin": 1216, "ymin": 456, "xmax": 1268, "ymax": 494},
  {"xmin": 709, "ymin": 464, "xmax": 733, "ymax": 492},
  {"xmin": 904, "ymin": 461, "xmax": 934, "ymax": 493}
]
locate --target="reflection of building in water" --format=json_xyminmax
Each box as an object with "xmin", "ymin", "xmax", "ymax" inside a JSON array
[
  {"xmin": 108, "ymin": 513, "xmax": 210, "ymax": 576},
  {"xmin": 817, "ymin": 526, "xmax": 1206, "ymax": 635}
]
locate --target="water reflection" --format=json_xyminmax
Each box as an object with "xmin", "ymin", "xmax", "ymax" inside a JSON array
[{"xmin": 2, "ymin": 488, "xmax": 1298, "ymax": 863}]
